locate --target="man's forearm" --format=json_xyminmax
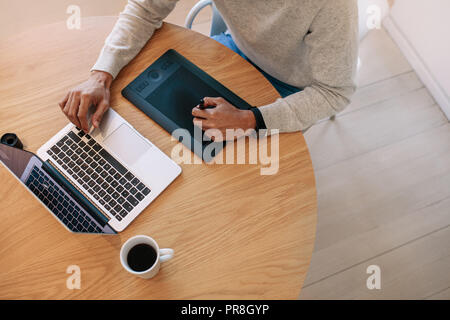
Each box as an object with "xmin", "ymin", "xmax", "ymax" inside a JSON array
[
  {"xmin": 91, "ymin": 0, "xmax": 179, "ymax": 78},
  {"xmin": 259, "ymin": 84, "xmax": 355, "ymax": 132}
]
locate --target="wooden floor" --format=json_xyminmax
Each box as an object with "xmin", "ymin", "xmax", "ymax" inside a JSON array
[
  {"xmin": 300, "ymin": 28, "xmax": 450, "ymax": 299},
  {"xmin": 3, "ymin": 1, "xmax": 449, "ymax": 300}
]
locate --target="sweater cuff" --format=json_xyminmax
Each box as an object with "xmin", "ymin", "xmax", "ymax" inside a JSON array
[
  {"xmin": 250, "ymin": 107, "xmax": 267, "ymax": 131},
  {"xmin": 258, "ymin": 99, "xmax": 287, "ymax": 131},
  {"xmin": 91, "ymin": 47, "xmax": 125, "ymax": 79}
]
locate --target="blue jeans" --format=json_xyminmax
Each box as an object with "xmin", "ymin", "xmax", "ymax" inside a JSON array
[{"xmin": 211, "ymin": 33, "xmax": 302, "ymax": 98}]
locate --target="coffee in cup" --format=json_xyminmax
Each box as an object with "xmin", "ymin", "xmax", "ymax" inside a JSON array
[{"xmin": 120, "ymin": 235, "xmax": 174, "ymax": 279}]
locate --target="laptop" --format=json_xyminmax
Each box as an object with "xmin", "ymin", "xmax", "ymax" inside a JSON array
[{"xmin": 0, "ymin": 108, "xmax": 181, "ymax": 234}]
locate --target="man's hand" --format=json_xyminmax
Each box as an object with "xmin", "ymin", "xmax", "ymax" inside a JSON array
[
  {"xmin": 192, "ymin": 97, "xmax": 256, "ymax": 142},
  {"xmin": 59, "ymin": 71, "xmax": 113, "ymax": 133}
]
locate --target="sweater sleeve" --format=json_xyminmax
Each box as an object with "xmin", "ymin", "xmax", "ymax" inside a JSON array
[
  {"xmin": 91, "ymin": 0, "xmax": 179, "ymax": 78},
  {"xmin": 258, "ymin": 0, "xmax": 359, "ymax": 132}
]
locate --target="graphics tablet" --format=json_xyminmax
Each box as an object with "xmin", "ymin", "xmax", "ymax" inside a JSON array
[{"xmin": 121, "ymin": 49, "xmax": 252, "ymax": 162}]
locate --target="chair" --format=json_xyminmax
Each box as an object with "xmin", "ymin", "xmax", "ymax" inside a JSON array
[{"xmin": 184, "ymin": 0, "xmax": 226, "ymax": 37}]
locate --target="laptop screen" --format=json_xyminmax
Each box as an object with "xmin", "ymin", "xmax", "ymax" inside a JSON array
[{"xmin": 0, "ymin": 143, "xmax": 34, "ymax": 179}]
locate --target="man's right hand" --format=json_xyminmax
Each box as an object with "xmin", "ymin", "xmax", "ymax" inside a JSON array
[{"xmin": 59, "ymin": 70, "xmax": 113, "ymax": 133}]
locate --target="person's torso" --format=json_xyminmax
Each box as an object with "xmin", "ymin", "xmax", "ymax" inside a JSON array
[{"xmin": 213, "ymin": 0, "xmax": 328, "ymax": 86}]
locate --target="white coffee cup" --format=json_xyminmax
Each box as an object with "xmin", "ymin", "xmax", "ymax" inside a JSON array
[{"xmin": 120, "ymin": 235, "xmax": 174, "ymax": 279}]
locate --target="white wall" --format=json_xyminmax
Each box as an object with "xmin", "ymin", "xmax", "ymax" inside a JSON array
[{"xmin": 384, "ymin": 0, "xmax": 450, "ymax": 118}]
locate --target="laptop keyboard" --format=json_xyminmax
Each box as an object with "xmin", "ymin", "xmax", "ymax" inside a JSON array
[
  {"xmin": 26, "ymin": 165, "xmax": 103, "ymax": 233},
  {"xmin": 46, "ymin": 127, "xmax": 151, "ymax": 222}
]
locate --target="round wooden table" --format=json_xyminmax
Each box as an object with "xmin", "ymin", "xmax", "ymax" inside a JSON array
[{"xmin": 0, "ymin": 17, "xmax": 316, "ymax": 299}]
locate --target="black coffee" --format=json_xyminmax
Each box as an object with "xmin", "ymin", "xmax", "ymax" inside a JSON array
[{"xmin": 127, "ymin": 243, "xmax": 157, "ymax": 272}]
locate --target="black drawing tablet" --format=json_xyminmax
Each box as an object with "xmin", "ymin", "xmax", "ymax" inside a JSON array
[{"xmin": 121, "ymin": 49, "xmax": 252, "ymax": 162}]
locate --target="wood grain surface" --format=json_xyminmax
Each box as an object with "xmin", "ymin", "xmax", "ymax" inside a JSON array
[{"xmin": 0, "ymin": 17, "xmax": 316, "ymax": 299}]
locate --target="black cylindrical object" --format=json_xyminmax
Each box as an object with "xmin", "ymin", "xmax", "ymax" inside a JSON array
[{"xmin": 1, "ymin": 133, "xmax": 23, "ymax": 149}]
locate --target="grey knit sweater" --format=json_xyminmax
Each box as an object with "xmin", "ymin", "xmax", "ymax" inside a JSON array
[{"xmin": 92, "ymin": 0, "xmax": 359, "ymax": 132}]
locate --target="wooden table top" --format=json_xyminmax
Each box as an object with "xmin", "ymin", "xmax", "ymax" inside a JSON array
[{"xmin": 0, "ymin": 17, "xmax": 316, "ymax": 299}]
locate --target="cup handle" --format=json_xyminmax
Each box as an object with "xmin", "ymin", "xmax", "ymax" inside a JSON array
[{"xmin": 159, "ymin": 248, "xmax": 174, "ymax": 263}]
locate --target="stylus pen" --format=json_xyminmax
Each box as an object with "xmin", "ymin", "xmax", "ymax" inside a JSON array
[{"xmin": 198, "ymin": 98, "xmax": 206, "ymax": 110}]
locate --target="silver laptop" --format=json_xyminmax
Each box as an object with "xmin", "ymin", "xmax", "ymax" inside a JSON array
[
  {"xmin": 33, "ymin": 108, "xmax": 181, "ymax": 232},
  {"xmin": 1, "ymin": 143, "xmax": 117, "ymax": 234}
]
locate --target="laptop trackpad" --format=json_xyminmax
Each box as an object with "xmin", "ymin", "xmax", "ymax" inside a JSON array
[{"xmin": 103, "ymin": 124, "xmax": 151, "ymax": 165}]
